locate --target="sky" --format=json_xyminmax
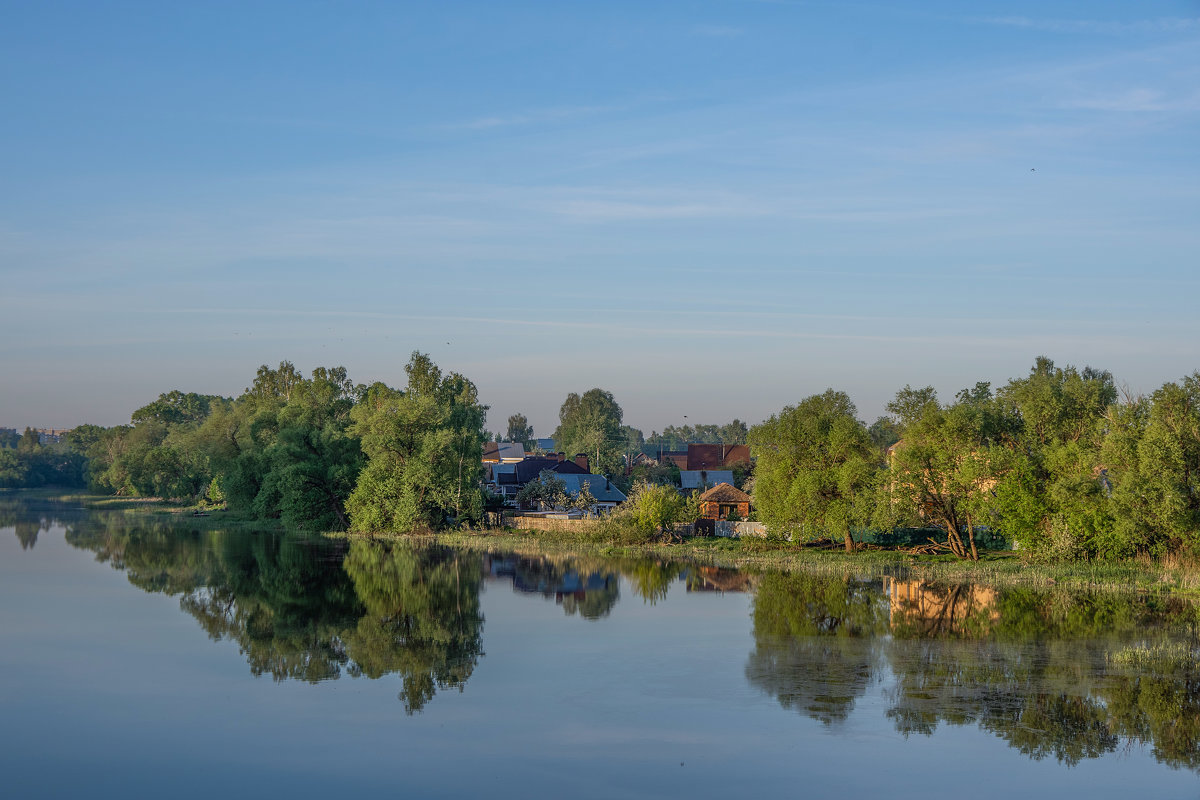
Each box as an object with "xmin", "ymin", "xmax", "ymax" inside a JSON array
[{"xmin": 2, "ymin": 0, "xmax": 1198, "ymax": 437}]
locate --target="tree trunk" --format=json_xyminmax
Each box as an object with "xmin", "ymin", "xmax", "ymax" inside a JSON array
[
  {"xmin": 966, "ymin": 513, "xmax": 979, "ymax": 561},
  {"xmin": 941, "ymin": 512, "xmax": 966, "ymax": 558}
]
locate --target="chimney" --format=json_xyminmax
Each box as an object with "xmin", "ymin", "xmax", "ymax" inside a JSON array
[
  {"xmin": 556, "ymin": 451, "xmax": 565, "ymax": 462},
  {"xmin": 574, "ymin": 453, "xmax": 589, "ymax": 472}
]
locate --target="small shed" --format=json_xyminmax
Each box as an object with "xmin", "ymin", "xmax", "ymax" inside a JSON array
[{"xmin": 697, "ymin": 482, "xmax": 752, "ymax": 521}]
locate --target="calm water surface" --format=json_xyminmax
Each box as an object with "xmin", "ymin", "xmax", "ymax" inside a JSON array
[{"xmin": 2, "ymin": 497, "xmax": 1198, "ymax": 798}]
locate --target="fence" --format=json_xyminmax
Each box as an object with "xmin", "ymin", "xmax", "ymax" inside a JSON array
[
  {"xmin": 503, "ymin": 514, "xmax": 601, "ymax": 535},
  {"xmin": 714, "ymin": 521, "xmax": 768, "ymax": 538}
]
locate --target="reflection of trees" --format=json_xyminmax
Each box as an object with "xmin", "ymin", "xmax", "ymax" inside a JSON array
[
  {"xmin": 746, "ymin": 573, "xmax": 888, "ymax": 724},
  {"xmin": 1102, "ymin": 643, "xmax": 1200, "ymax": 770},
  {"xmin": 14, "ymin": 520, "xmax": 40, "ymax": 549},
  {"xmin": 623, "ymin": 559, "xmax": 684, "ymax": 605},
  {"xmin": 884, "ymin": 638, "xmax": 1118, "ymax": 765},
  {"xmin": 747, "ymin": 572, "xmax": 1200, "ymax": 772},
  {"xmin": 2, "ymin": 497, "xmax": 67, "ymax": 551},
  {"xmin": 62, "ymin": 511, "xmax": 486, "ymax": 713},
  {"xmin": 341, "ymin": 541, "xmax": 484, "ymax": 714}
]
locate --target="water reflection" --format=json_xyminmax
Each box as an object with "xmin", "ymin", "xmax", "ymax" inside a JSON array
[
  {"xmin": 748, "ymin": 572, "xmax": 1200, "ymax": 771},
  {"xmin": 484, "ymin": 553, "xmax": 620, "ymax": 619},
  {"xmin": 27, "ymin": 499, "xmax": 659, "ymax": 711},
  {"xmin": 7, "ymin": 496, "xmax": 1199, "ymax": 772},
  {"xmin": 0, "ymin": 497, "xmax": 57, "ymax": 550}
]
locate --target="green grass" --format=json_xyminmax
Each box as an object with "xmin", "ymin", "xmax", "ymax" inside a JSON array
[
  {"xmin": 16, "ymin": 490, "xmax": 1200, "ymax": 595},
  {"xmin": 414, "ymin": 525, "xmax": 1200, "ymax": 595}
]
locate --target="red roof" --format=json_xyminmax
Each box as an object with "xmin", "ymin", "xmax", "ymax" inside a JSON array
[{"xmin": 686, "ymin": 443, "xmax": 751, "ymax": 471}]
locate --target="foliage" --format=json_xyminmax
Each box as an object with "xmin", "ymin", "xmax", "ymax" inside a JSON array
[
  {"xmin": 551, "ymin": 388, "xmax": 626, "ymax": 476},
  {"xmin": 988, "ymin": 358, "xmax": 1118, "ymax": 557},
  {"xmin": 883, "ymin": 382, "xmax": 1009, "ymax": 560},
  {"xmin": 619, "ymin": 481, "xmax": 696, "ymax": 536},
  {"xmin": 346, "ymin": 353, "xmax": 487, "ymax": 532},
  {"xmin": 504, "ymin": 413, "xmax": 534, "ymax": 447},
  {"xmin": 646, "ymin": 420, "xmax": 749, "ymax": 451},
  {"xmin": 749, "ymin": 390, "xmax": 877, "ymax": 551},
  {"xmin": 1103, "ymin": 373, "xmax": 1200, "ymax": 556}
]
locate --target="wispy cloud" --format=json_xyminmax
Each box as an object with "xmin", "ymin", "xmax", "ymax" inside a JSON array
[
  {"xmin": 977, "ymin": 16, "xmax": 1200, "ymax": 35},
  {"xmin": 1064, "ymin": 87, "xmax": 1200, "ymax": 112},
  {"xmin": 445, "ymin": 104, "xmax": 618, "ymax": 131}
]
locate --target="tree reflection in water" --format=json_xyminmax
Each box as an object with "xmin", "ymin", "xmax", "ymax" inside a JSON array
[
  {"xmin": 61, "ymin": 511, "xmax": 483, "ymax": 713},
  {"xmin": 747, "ymin": 571, "xmax": 1200, "ymax": 771}
]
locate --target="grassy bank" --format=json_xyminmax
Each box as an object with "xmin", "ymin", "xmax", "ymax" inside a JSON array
[
  {"xmin": 17, "ymin": 490, "xmax": 283, "ymax": 531},
  {"xmin": 16, "ymin": 490, "xmax": 1199, "ymax": 594},
  {"xmin": 351, "ymin": 524, "xmax": 1200, "ymax": 596}
]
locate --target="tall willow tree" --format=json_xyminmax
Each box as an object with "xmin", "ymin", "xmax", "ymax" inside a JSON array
[
  {"xmin": 884, "ymin": 382, "xmax": 1011, "ymax": 560},
  {"xmin": 1103, "ymin": 373, "xmax": 1200, "ymax": 555},
  {"xmin": 347, "ymin": 353, "xmax": 487, "ymax": 532},
  {"xmin": 749, "ymin": 390, "xmax": 878, "ymax": 551},
  {"xmin": 990, "ymin": 357, "xmax": 1117, "ymax": 557}
]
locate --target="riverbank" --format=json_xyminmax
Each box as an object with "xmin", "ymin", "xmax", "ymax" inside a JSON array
[
  {"xmin": 357, "ymin": 525, "xmax": 1200, "ymax": 596},
  {"xmin": 13, "ymin": 490, "xmax": 1199, "ymax": 594}
]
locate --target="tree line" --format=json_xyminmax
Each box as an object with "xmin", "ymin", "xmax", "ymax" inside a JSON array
[
  {"xmin": 750, "ymin": 357, "xmax": 1200, "ymax": 560},
  {"xmin": 5, "ymin": 354, "xmax": 1198, "ymax": 559}
]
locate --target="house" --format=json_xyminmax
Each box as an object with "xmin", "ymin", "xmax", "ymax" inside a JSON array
[
  {"xmin": 679, "ymin": 469, "xmax": 734, "ymax": 492},
  {"xmin": 482, "ymin": 441, "xmax": 526, "ymax": 463},
  {"xmin": 485, "ymin": 453, "xmax": 590, "ymax": 503},
  {"xmin": 656, "ymin": 450, "xmax": 689, "ymax": 469},
  {"xmin": 686, "ymin": 443, "xmax": 751, "ymax": 471},
  {"xmin": 697, "ymin": 482, "xmax": 752, "ymax": 520},
  {"xmin": 556, "ymin": 473, "xmax": 628, "ymax": 511}
]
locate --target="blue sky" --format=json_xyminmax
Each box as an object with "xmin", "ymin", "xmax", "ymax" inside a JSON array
[{"xmin": 3, "ymin": 0, "xmax": 1198, "ymax": 436}]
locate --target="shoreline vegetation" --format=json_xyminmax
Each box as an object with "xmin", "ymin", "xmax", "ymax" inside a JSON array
[
  {"xmin": 15, "ymin": 489, "xmax": 1200, "ymax": 596},
  {"xmin": 4, "ymin": 353, "xmax": 1199, "ymax": 569}
]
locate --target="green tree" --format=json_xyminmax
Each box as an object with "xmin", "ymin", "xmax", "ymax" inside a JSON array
[
  {"xmin": 130, "ymin": 390, "xmax": 222, "ymax": 426},
  {"xmin": 620, "ymin": 481, "xmax": 693, "ymax": 536},
  {"xmin": 749, "ymin": 390, "xmax": 878, "ymax": 551},
  {"xmin": 989, "ymin": 358, "xmax": 1117, "ymax": 557},
  {"xmin": 1103, "ymin": 373, "xmax": 1200, "ymax": 555},
  {"xmin": 0, "ymin": 448, "xmax": 28, "ymax": 487},
  {"xmin": 347, "ymin": 353, "xmax": 487, "ymax": 532},
  {"xmin": 253, "ymin": 368, "xmax": 363, "ymax": 530},
  {"xmin": 552, "ymin": 388, "xmax": 625, "ymax": 476},
  {"xmin": 505, "ymin": 413, "xmax": 534, "ymax": 447},
  {"xmin": 883, "ymin": 383, "xmax": 1009, "ymax": 560},
  {"xmin": 516, "ymin": 471, "xmax": 569, "ymax": 510}
]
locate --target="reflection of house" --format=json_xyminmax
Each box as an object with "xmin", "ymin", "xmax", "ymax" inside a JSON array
[
  {"xmin": 686, "ymin": 565, "xmax": 754, "ymax": 593},
  {"xmin": 697, "ymin": 483, "xmax": 751, "ymax": 520},
  {"xmin": 883, "ymin": 577, "xmax": 999, "ymax": 636},
  {"xmin": 482, "ymin": 554, "xmax": 620, "ymax": 619},
  {"xmin": 680, "ymin": 469, "xmax": 734, "ymax": 492}
]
